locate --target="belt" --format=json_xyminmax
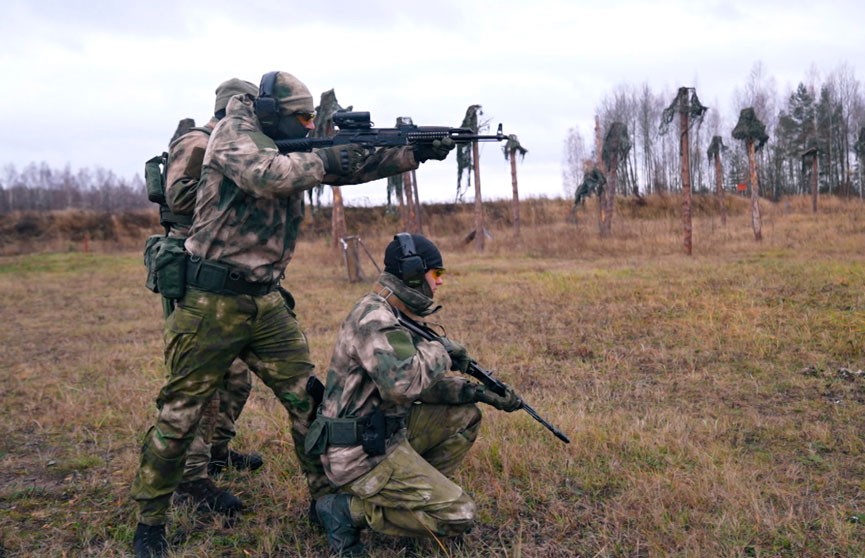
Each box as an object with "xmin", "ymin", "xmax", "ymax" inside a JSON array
[{"xmin": 186, "ymin": 256, "xmax": 277, "ymax": 296}]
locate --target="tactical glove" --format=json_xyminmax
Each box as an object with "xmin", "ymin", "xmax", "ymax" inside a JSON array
[
  {"xmin": 439, "ymin": 337, "xmax": 471, "ymax": 373},
  {"xmin": 316, "ymin": 144, "xmax": 369, "ymax": 177},
  {"xmin": 473, "ymin": 385, "xmax": 522, "ymax": 412},
  {"xmin": 414, "ymin": 137, "xmax": 456, "ymax": 163}
]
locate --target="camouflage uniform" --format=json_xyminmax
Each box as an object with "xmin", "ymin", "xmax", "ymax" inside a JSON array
[
  {"xmin": 162, "ymin": 116, "xmax": 258, "ymax": 483},
  {"xmin": 131, "ymin": 91, "xmax": 419, "ymax": 526},
  {"xmin": 317, "ymin": 271, "xmax": 482, "ymax": 538}
]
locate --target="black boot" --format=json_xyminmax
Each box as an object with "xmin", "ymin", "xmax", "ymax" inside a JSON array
[
  {"xmin": 209, "ymin": 447, "xmax": 264, "ymax": 476},
  {"xmin": 174, "ymin": 478, "xmax": 244, "ymax": 515},
  {"xmin": 316, "ymin": 494, "xmax": 365, "ymax": 557},
  {"xmin": 133, "ymin": 523, "xmax": 167, "ymax": 558}
]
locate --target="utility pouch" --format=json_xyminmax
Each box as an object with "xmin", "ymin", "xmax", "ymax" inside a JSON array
[
  {"xmin": 360, "ymin": 408, "xmax": 387, "ymax": 457},
  {"xmin": 154, "ymin": 237, "xmax": 187, "ymax": 299},
  {"xmin": 305, "ymin": 416, "xmax": 329, "ymax": 457},
  {"xmin": 145, "ymin": 153, "xmax": 168, "ymax": 204},
  {"xmin": 143, "ymin": 235, "xmax": 164, "ymax": 293}
]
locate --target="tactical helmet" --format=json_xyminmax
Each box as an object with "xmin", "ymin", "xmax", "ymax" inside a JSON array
[
  {"xmin": 214, "ymin": 78, "xmax": 258, "ymax": 115},
  {"xmin": 384, "ymin": 234, "xmax": 444, "ymax": 283},
  {"xmin": 272, "ymin": 72, "xmax": 314, "ymax": 116}
]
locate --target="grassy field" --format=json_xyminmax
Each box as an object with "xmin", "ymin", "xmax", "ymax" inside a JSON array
[{"xmin": 2, "ymin": 196, "xmax": 865, "ymax": 557}]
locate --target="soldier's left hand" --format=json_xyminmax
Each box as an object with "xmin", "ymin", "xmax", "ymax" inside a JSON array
[
  {"xmin": 414, "ymin": 137, "xmax": 455, "ymax": 162},
  {"xmin": 474, "ymin": 385, "xmax": 522, "ymax": 412}
]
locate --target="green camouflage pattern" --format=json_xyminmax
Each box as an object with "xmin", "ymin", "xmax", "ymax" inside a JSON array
[
  {"xmin": 181, "ymin": 358, "xmax": 252, "ymax": 481},
  {"xmin": 343, "ymin": 402, "xmax": 481, "ymax": 538},
  {"xmin": 185, "ymin": 95, "xmax": 418, "ymax": 284},
  {"xmin": 273, "ymin": 71, "xmax": 314, "ymax": 115},
  {"xmin": 131, "ymin": 287, "xmax": 329, "ymax": 524},
  {"xmin": 214, "ymin": 78, "xmax": 257, "ymax": 114},
  {"xmin": 320, "ymin": 272, "xmax": 476, "ymax": 487},
  {"xmin": 163, "ymin": 114, "xmax": 255, "ymax": 483},
  {"xmin": 164, "ymin": 117, "xmax": 216, "ymax": 237}
]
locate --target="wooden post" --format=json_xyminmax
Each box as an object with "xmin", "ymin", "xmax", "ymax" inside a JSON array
[
  {"xmin": 713, "ymin": 147, "xmax": 727, "ymax": 226},
  {"xmin": 472, "ymin": 140, "xmax": 485, "ymax": 252},
  {"xmin": 811, "ymin": 156, "xmax": 819, "ymax": 213},
  {"xmin": 403, "ymin": 172, "xmax": 418, "ymax": 233},
  {"xmin": 411, "ymin": 169, "xmax": 423, "ymax": 234},
  {"xmin": 509, "ymin": 145, "xmax": 521, "ymax": 237},
  {"xmin": 747, "ymin": 139, "xmax": 762, "ymax": 241},
  {"xmin": 679, "ymin": 87, "xmax": 693, "ymax": 255},
  {"xmin": 341, "ymin": 235, "xmax": 364, "ymax": 282},
  {"xmin": 594, "ymin": 115, "xmax": 604, "ymax": 235},
  {"xmin": 331, "ymin": 186, "xmax": 347, "ymax": 248}
]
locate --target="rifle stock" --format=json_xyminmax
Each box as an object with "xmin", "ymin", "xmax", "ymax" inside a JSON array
[{"xmin": 395, "ymin": 310, "xmax": 571, "ymax": 444}]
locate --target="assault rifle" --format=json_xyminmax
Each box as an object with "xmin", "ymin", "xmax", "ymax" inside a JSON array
[
  {"xmin": 395, "ymin": 310, "xmax": 571, "ymax": 444},
  {"xmin": 275, "ymin": 111, "xmax": 507, "ymax": 153}
]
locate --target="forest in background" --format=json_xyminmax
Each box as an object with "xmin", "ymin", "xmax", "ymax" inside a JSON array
[{"xmin": 3, "ymin": 61, "xmax": 864, "ymax": 213}]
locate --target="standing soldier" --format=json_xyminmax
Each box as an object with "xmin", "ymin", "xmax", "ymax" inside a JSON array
[
  {"xmin": 130, "ymin": 71, "xmax": 455, "ymax": 558},
  {"xmin": 161, "ymin": 78, "xmax": 264, "ymax": 516},
  {"xmin": 309, "ymin": 233, "xmax": 522, "ymax": 557}
]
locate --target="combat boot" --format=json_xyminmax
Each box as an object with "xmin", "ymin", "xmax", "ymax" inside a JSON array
[
  {"xmin": 316, "ymin": 494, "xmax": 365, "ymax": 556},
  {"xmin": 174, "ymin": 478, "xmax": 244, "ymax": 515},
  {"xmin": 133, "ymin": 523, "xmax": 167, "ymax": 558},
  {"xmin": 209, "ymin": 447, "xmax": 264, "ymax": 476}
]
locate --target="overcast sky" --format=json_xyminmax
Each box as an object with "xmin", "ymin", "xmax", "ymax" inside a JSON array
[{"xmin": 1, "ymin": 0, "xmax": 863, "ymax": 205}]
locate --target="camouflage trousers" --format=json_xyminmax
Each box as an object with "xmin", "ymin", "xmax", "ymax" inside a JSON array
[
  {"xmin": 343, "ymin": 403, "xmax": 481, "ymax": 538},
  {"xmin": 131, "ymin": 287, "xmax": 329, "ymax": 525},
  {"xmin": 182, "ymin": 358, "xmax": 252, "ymax": 482}
]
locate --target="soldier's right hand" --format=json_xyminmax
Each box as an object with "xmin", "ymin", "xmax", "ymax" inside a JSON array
[
  {"xmin": 316, "ymin": 144, "xmax": 369, "ymax": 177},
  {"xmin": 440, "ymin": 337, "xmax": 470, "ymax": 373}
]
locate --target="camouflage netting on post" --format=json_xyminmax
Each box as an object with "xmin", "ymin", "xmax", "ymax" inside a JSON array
[
  {"xmin": 732, "ymin": 108, "xmax": 769, "ymax": 151},
  {"xmin": 659, "ymin": 88, "xmax": 708, "ymax": 136},
  {"xmin": 502, "ymin": 135, "xmax": 528, "ymax": 161},
  {"xmin": 309, "ymin": 90, "xmax": 352, "ymax": 206},
  {"xmin": 602, "ymin": 122, "xmax": 631, "ymax": 171},
  {"xmin": 456, "ymin": 104, "xmax": 485, "ymax": 201},
  {"xmin": 386, "ymin": 117, "xmax": 413, "ymax": 206},
  {"xmin": 574, "ymin": 167, "xmax": 606, "ymax": 205},
  {"xmin": 706, "ymin": 136, "xmax": 725, "ymax": 162}
]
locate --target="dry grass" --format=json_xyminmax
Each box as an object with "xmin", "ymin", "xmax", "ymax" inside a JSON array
[{"xmin": 2, "ymin": 195, "xmax": 865, "ymax": 557}]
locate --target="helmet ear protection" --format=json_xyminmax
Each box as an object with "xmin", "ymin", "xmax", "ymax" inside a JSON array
[
  {"xmin": 254, "ymin": 71, "xmax": 281, "ymax": 136},
  {"xmin": 395, "ymin": 233, "xmax": 426, "ymax": 289}
]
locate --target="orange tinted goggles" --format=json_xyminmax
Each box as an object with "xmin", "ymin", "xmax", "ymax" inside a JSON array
[
  {"xmin": 430, "ymin": 268, "xmax": 446, "ymax": 279},
  {"xmin": 293, "ymin": 111, "xmax": 316, "ymax": 125}
]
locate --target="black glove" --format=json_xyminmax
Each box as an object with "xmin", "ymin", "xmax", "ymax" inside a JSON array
[
  {"xmin": 439, "ymin": 337, "xmax": 470, "ymax": 373},
  {"xmin": 316, "ymin": 144, "xmax": 369, "ymax": 176},
  {"xmin": 414, "ymin": 137, "xmax": 456, "ymax": 163},
  {"xmin": 473, "ymin": 385, "xmax": 522, "ymax": 412}
]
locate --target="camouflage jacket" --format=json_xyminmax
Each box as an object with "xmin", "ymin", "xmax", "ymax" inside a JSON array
[
  {"xmin": 185, "ymin": 95, "xmax": 419, "ymax": 284},
  {"xmin": 320, "ymin": 272, "xmax": 476, "ymax": 486},
  {"xmin": 164, "ymin": 117, "xmax": 217, "ymax": 237}
]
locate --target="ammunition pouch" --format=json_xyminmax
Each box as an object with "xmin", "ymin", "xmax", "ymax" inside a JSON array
[
  {"xmin": 143, "ymin": 235, "xmax": 188, "ymax": 300},
  {"xmin": 186, "ymin": 256, "xmax": 278, "ymax": 297},
  {"xmin": 145, "ymin": 153, "xmax": 168, "ymax": 204},
  {"xmin": 305, "ymin": 408, "xmax": 405, "ymax": 458}
]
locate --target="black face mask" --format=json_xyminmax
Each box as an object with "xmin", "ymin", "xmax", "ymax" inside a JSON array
[{"xmin": 271, "ymin": 115, "xmax": 310, "ymax": 140}]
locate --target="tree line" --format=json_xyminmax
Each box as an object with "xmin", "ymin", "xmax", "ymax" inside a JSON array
[
  {"xmin": 562, "ymin": 61, "xmax": 865, "ymax": 201},
  {"xmin": 0, "ymin": 162, "xmax": 148, "ymax": 213}
]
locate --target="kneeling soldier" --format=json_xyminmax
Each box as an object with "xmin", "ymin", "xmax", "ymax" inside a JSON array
[{"xmin": 309, "ymin": 233, "xmax": 521, "ymax": 556}]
